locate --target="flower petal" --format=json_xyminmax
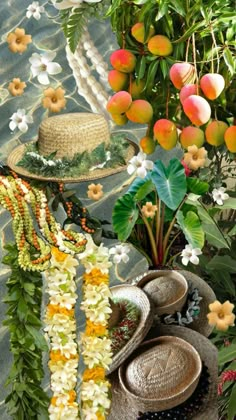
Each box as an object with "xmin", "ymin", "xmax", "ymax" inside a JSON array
[
  {"xmin": 9, "ymin": 121, "xmax": 17, "ymax": 131},
  {"xmin": 37, "ymin": 71, "xmax": 50, "ymax": 85},
  {"xmin": 137, "ymin": 167, "xmax": 147, "ymax": 178},
  {"xmin": 47, "ymin": 62, "xmax": 62, "ymax": 75},
  {"xmin": 29, "ymin": 53, "xmax": 42, "ymax": 66},
  {"xmin": 42, "ymin": 51, "xmax": 56, "ymax": 64},
  {"xmin": 221, "ymin": 301, "xmax": 234, "ymax": 315},
  {"xmin": 18, "ymin": 121, "xmax": 28, "ymax": 133},
  {"xmin": 209, "ymin": 300, "xmax": 222, "ymax": 313}
]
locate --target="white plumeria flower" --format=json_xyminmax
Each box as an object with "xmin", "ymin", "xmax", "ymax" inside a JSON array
[
  {"xmin": 212, "ymin": 187, "xmax": 229, "ymax": 206},
  {"xmin": 78, "ymin": 234, "xmax": 112, "ymax": 274},
  {"xmin": 26, "ymin": 1, "xmax": 45, "ymax": 20},
  {"xmin": 50, "ymin": 292, "xmax": 77, "ymax": 309},
  {"xmin": 109, "ymin": 243, "xmax": 130, "ymax": 264},
  {"xmin": 49, "ymin": 403, "xmax": 79, "ymax": 420},
  {"xmin": 181, "ymin": 244, "xmax": 202, "ymax": 266},
  {"xmin": 9, "ymin": 109, "xmax": 33, "ymax": 133},
  {"xmin": 127, "ymin": 151, "xmax": 154, "ymax": 178},
  {"xmin": 29, "ymin": 51, "xmax": 62, "ymax": 85},
  {"xmin": 52, "ymin": 0, "xmax": 101, "ymax": 9}
]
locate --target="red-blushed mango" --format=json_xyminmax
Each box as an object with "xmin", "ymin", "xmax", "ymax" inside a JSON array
[
  {"xmin": 126, "ymin": 99, "xmax": 153, "ymax": 124},
  {"xmin": 180, "ymin": 126, "xmax": 205, "ymax": 149},
  {"xmin": 110, "ymin": 49, "xmax": 136, "ymax": 73},
  {"xmin": 180, "ymin": 84, "xmax": 199, "ymax": 105},
  {"xmin": 183, "ymin": 95, "xmax": 211, "ymax": 126},
  {"xmin": 224, "ymin": 126, "xmax": 236, "ymax": 153},
  {"xmin": 110, "ymin": 113, "xmax": 128, "ymax": 126},
  {"xmin": 106, "ymin": 91, "xmax": 132, "ymax": 114},
  {"xmin": 131, "ymin": 22, "xmax": 155, "ymax": 44},
  {"xmin": 200, "ymin": 73, "xmax": 225, "ymax": 100},
  {"xmin": 108, "ymin": 70, "xmax": 129, "ymax": 92},
  {"xmin": 153, "ymin": 119, "xmax": 178, "ymax": 150},
  {"xmin": 205, "ymin": 120, "xmax": 228, "ymax": 146},
  {"xmin": 140, "ymin": 136, "xmax": 156, "ymax": 154},
  {"xmin": 147, "ymin": 35, "xmax": 173, "ymax": 56},
  {"xmin": 169, "ymin": 63, "xmax": 196, "ymax": 89},
  {"xmin": 130, "ymin": 79, "xmax": 145, "ymax": 99}
]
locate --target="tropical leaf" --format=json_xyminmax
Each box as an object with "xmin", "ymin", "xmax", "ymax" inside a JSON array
[
  {"xmin": 112, "ymin": 194, "xmax": 139, "ymax": 241},
  {"xmin": 228, "ymin": 383, "xmax": 236, "ymax": 420},
  {"xmin": 151, "ymin": 158, "xmax": 187, "ymax": 210},
  {"xmin": 218, "ymin": 344, "xmax": 236, "ymax": 365},
  {"xmin": 214, "ymin": 197, "xmax": 236, "ymax": 209},
  {"xmin": 196, "ymin": 204, "xmax": 230, "ymax": 249},
  {"xmin": 134, "ymin": 179, "xmax": 154, "ymax": 201},
  {"xmin": 187, "ymin": 178, "xmax": 209, "ymax": 195},
  {"xmin": 176, "ymin": 210, "xmax": 205, "ymax": 249},
  {"xmin": 207, "ymin": 255, "xmax": 236, "ymax": 273}
]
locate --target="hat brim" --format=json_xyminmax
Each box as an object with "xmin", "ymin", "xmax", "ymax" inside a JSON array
[
  {"xmin": 108, "ymin": 285, "xmax": 154, "ymax": 374},
  {"xmin": 133, "ymin": 269, "xmax": 216, "ymax": 337},
  {"xmin": 108, "ymin": 325, "xmax": 218, "ymax": 420},
  {"xmin": 7, "ymin": 139, "xmax": 139, "ymax": 183}
]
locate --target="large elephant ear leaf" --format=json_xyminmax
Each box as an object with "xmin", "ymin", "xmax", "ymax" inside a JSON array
[
  {"xmin": 177, "ymin": 210, "xmax": 205, "ymax": 249},
  {"xmin": 151, "ymin": 158, "xmax": 187, "ymax": 210},
  {"xmin": 112, "ymin": 194, "xmax": 139, "ymax": 242}
]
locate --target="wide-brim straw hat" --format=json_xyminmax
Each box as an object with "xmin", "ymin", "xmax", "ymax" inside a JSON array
[
  {"xmin": 133, "ymin": 269, "xmax": 216, "ymax": 337},
  {"xmin": 7, "ymin": 113, "xmax": 139, "ymax": 183},
  {"xmin": 108, "ymin": 325, "xmax": 218, "ymax": 420},
  {"xmin": 108, "ymin": 284, "xmax": 154, "ymax": 374}
]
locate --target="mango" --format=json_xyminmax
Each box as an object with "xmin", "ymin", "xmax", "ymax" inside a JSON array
[
  {"xmin": 153, "ymin": 119, "xmax": 178, "ymax": 150},
  {"xmin": 205, "ymin": 120, "xmax": 228, "ymax": 146},
  {"xmin": 180, "ymin": 126, "xmax": 205, "ymax": 148},
  {"xmin": 110, "ymin": 113, "xmax": 128, "ymax": 126},
  {"xmin": 110, "ymin": 49, "xmax": 136, "ymax": 73},
  {"xmin": 106, "ymin": 91, "xmax": 132, "ymax": 114},
  {"xmin": 183, "ymin": 95, "xmax": 211, "ymax": 126},
  {"xmin": 130, "ymin": 79, "xmax": 145, "ymax": 99},
  {"xmin": 179, "ymin": 84, "xmax": 199, "ymax": 105},
  {"xmin": 147, "ymin": 35, "xmax": 173, "ymax": 56},
  {"xmin": 224, "ymin": 126, "xmax": 236, "ymax": 153},
  {"xmin": 126, "ymin": 99, "xmax": 153, "ymax": 124},
  {"xmin": 140, "ymin": 136, "xmax": 156, "ymax": 154},
  {"xmin": 200, "ymin": 73, "xmax": 225, "ymax": 100},
  {"xmin": 108, "ymin": 70, "xmax": 129, "ymax": 92},
  {"xmin": 131, "ymin": 22, "xmax": 155, "ymax": 44},
  {"xmin": 169, "ymin": 63, "xmax": 196, "ymax": 89}
]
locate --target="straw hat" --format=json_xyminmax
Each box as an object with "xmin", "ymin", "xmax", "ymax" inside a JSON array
[
  {"xmin": 108, "ymin": 284, "xmax": 154, "ymax": 374},
  {"xmin": 108, "ymin": 325, "xmax": 218, "ymax": 420},
  {"xmin": 7, "ymin": 113, "xmax": 138, "ymax": 183},
  {"xmin": 133, "ymin": 269, "xmax": 216, "ymax": 337}
]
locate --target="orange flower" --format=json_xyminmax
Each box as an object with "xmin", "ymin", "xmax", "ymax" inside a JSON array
[
  {"xmin": 85, "ymin": 319, "xmax": 108, "ymax": 337},
  {"xmin": 51, "ymin": 246, "xmax": 68, "ymax": 262},
  {"xmin": 96, "ymin": 413, "xmax": 105, "ymax": 420},
  {"xmin": 7, "ymin": 28, "xmax": 32, "ymax": 53},
  {"xmin": 51, "ymin": 396, "xmax": 57, "ymax": 406},
  {"xmin": 141, "ymin": 201, "xmax": 157, "ymax": 218},
  {"xmin": 50, "ymin": 350, "xmax": 78, "ymax": 362},
  {"xmin": 207, "ymin": 300, "xmax": 235, "ymax": 331},
  {"xmin": 8, "ymin": 78, "xmax": 26, "ymax": 96},
  {"xmin": 42, "ymin": 87, "xmax": 66, "ymax": 113},
  {"xmin": 83, "ymin": 268, "xmax": 109, "ymax": 286},
  {"xmin": 83, "ymin": 367, "xmax": 106, "ymax": 382},
  {"xmin": 87, "ymin": 183, "xmax": 104, "ymax": 201},
  {"xmin": 47, "ymin": 303, "xmax": 74, "ymax": 318},
  {"xmin": 68, "ymin": 390, "xmax": 76, "ymax": 404},
  {"xmin": 183, "ymin": 145, "xmax": 207, "ymax": 171}
]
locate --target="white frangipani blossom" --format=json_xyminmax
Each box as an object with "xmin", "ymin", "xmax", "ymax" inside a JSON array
[
  {"xmin": 26, "ymin": 2, "xmax": 45, "ymax": 20},
  {"xmin": 9, "ymin": 109, "xmax": 33, "ymax": 133},
  {"xmin": 109, "ymin": 243, "xmax": 130, "ymax": 264},
  {"xmin": 181, "ymin": 244, "xmax": 202, "ymax": 266},
  {"xmin": 52, "ymin": 0, "xmax": 101, "ymax": 9},
  {"xmin": 29, "ymin": 51, "xmax": 62, "ymax": 85},
  {"xmin": 212, "ymin": 187, "xmax": 229, "ymax": 206},
  {"xmin": 127, "ymin": 151, "xmax": 154, "ymax": 178}
]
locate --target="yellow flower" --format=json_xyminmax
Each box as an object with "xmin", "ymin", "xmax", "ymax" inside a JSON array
[
  {"xmin": 183, "ymin": 145, "xmax": 207, "ymax": 171},
  {"xmin": 207, "ymin": 300, "xmax": 235, "ymax": 331},
  {"xmin": 83, "ymin": 367, "xmax": 106, "ymax": 382},
  {"xmin": 141, "ymin": 201, "xmax": 157, "ymax": 218},
  {"xmin": 87, "ymin": 183, "xmax": 104, "ymax": 201},
  {"xmin": 51, "ymin": 246, "xmax": 68, "ymax": 262},
  {"xmin": 7, "ymin": 28, "xmax": 32, "ymax": 53},
  {"xmin": 85, "ymin": 320, "xmax": 108, "ymax": 337},
  {"xmin": 42, "ymin": 87, "xmax": 66, "ymax": 112},
  {"xmin": 68, "ymin": 390, "xmax": 76, "ymax": 404},
  {"xmin": 83, "ymin": 268, "xmax": 109, "ymax": 286},
  {"xmin": 8, "ymin": 78, "xmax": 26, "ymax": 96},
  {"xmin": 46, "ymin": 303, "xmax": 74, "ymax": 318},
  {"xmin": 96, "ymin": 413, "xmax": 106, "ymax": 420}
]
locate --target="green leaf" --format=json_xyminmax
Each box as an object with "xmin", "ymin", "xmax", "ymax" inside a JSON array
[
  {"xmin": 134, "ymin": 179, "xmax": 154, "ymax": 201},
  {"xmin": 218, "ymin": 344, "xmax": 236, "ymax": 365},
  {"xmin": 160, "ymin": 59, "xmax": 169, "ymax": 79},
  {"xmin": 228, "ymin": 383, "xmax": 236, "ymax": 420},
  {"xmin": 112, "ymin": 194, "xmax": 139, "ymax": 241},
  {"xmin": 229, "ymin": 224, "xmax": 236, "ymax": 237},
  {"xmin": 151, "ymin": 158, "xmax": 187, "ymax": 210},
  {"xmin": 196, "ymin": 204, "xmax": 230, "ymax": 249},
  {"xmin": 187, "ymin": 178, "xmax": 209, "ymax": 195},
  {"xmin": 144, "ymin": 59, "xmax": 159, "ymax": 90},
  {"xmin": 25, "ymin": 325, "xmax": 48, "ymax": 351},
  {"xmin": 207, "ymin": 255, "xmax": 236, "ymax": 273},
  {"xmin": 214, "ymin": 197, "xmax": 236, "ymax": 210},
  {"xmin": 223, "ymin": 48, "xmax": 235, "ymax": 76},
  {"xmin": 177, "ymin": 210, "xmax": 205, "ymax": 248}
]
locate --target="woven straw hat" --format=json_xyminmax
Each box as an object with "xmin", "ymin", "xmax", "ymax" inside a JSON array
[
  {"xmin": 133, "ymin": 269, "xmax": 216, "ymax": 337},
  {"xmin": 108, "ymin": 325, "xmax": 218, "ymax": 420},
  {"xmin": 7, "ymin": 113, "xmax": 138, "ymax": 183},
  {"xmin": 108, "ymin": 285, "xmax": 154, "ymax": 374}
]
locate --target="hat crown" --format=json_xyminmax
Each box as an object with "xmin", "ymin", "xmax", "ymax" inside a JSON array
[{"xmin": 38, "ymin": 113, "xmax": 110, "ymax": 159}]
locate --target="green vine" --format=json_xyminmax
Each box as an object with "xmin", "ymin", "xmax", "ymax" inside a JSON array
[{"xmin": 3, "ymin": 243, "xmax": 49, "ymax": 420}]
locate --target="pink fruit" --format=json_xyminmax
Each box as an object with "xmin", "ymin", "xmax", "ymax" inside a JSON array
[
  {"xmin": 224, "ymin": 126, "xmax": 236, "ymax": 153},
  {"xmin": 126, "ymin": 99, "xmax": 153, "ymax": 124},
  {"xmin": 147, "ymin": 35, "xmax": 173, "ymax": 56},
  {"xmin": 153, "ymin": 119, "xmax": 178, "ymax": 150},
  {"xmin": 205, "ymin": 120, "xmax": 228, "ymax": 146},
  {"xmin": 179, "ymin": 84, "xmax": 199, "ymax": 105},
  {"xmin": 183, "ymin": 95, "xmax": 211, "ymax": 126},
  {"xmin": 108, "ymin": 70, "xmax": 129, "ymax": 92},
  {"xmin": 180, "ymin": 126, "xmax": 205, "ymax": 149},
  {"xmin": 200, "ymin": 73, "xmax": 225, "ymax": 100},
  {"xmin": 110, "ymin": 49, "xmax": 136, "ymax": 73},
  {"xmin": 169, "ymin": 63, "xmax": 196, "ymax": 89},
  {"xmin": 106, "ymin": 91, "xmax": 132, "ymax": 114},
  {"xmin": 131, "ymin": 22, "xmax": 155, "ymax": 44}
]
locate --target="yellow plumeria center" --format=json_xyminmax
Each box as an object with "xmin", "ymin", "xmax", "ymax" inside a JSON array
[{"xmin": 51, "ymin": 246, "xmax": 68, "ymax": 262}]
